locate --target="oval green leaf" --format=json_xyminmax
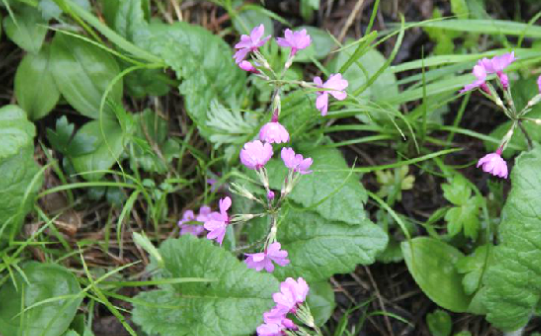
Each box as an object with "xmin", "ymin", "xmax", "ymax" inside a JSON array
[
  {"xmin": 0, "ymin": 105, "xmax": 35, "ymax": 159},
  {"xmin": 402, "ymin": 237, "xmax": 473, "ymax": 312},
  {"xmin": 3, "ymin": 5, "xmax": 47, "ymax": 53}
]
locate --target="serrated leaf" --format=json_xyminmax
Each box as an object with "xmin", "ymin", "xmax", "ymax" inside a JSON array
[
  {"xmin": 266, "ymin": 147, "xmax": 368, "ymax": 225},
  {"xmin": 132, "ymin": 236, "xmax": 279, "ymax": 336},
  {"xmin": 442, "ymin": 174, "xmax": 471, "ymax": 206},
  {"xmin": 402, "ymin": 237, "xmax": 473, "ymax": 312},
  {"xmin": 0, "ymin": 105, "xmax": 35, "ymax": 159},
  {"xmin": 15, "ymin": 45, "xmax": 60, "ymax": 120},
  {"xmin": 70, "ymin": 119, "xmax": 125, "ymax": 180},
  {"xmin": 273, "ymin": 208, "xmax": 387, "ymax": 282},
  {"xmin": 206, "ymin": 100, "xmax": 258, "ymax": 147},
  {"xmin": 482, "ymin": 145, "xmax": 541, "ymax": 331},
  {"xmin": 0, "ymin": 262, "xmax": 82, "ymax": 336},
  {"xmin": 50, "ymin": 32, "xmax": 123, "ymax": 119},
  {"xmin": 3, "ymin": 4, "xmax": 47, "ymax": 53}
]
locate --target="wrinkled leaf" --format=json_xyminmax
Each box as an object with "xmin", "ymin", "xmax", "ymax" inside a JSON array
[
  {"xmin": 50, "ymin": 33, "xmax": 123, "ymax": 119},
  {"xmin": 0, "ymin": 105, "xmax": 35, "ymax": 159},
  {"xmin": 15, "ymin": 45, "xmax": 60, "ymax": 120},
  {"xmin": 3, "ymin": 5, "xmax": 47, "ymax": 53},
  {"xmin": 267, "ymin": 147, "xmax": 368, "ymax": 225},
  {"xmin": 132, "ymin": 236, "xmax": 279, "ymax": 336},
  {"xmin": 483, "ymin": 145, "xmax": 541, "ymax": 331},
  {"xmin": 0, "ymin": 262, "xmax": 82, "ymax": 336},
  {"xmin": 402, "ymin": 237, "xmax": 473, "ymax": 312}
]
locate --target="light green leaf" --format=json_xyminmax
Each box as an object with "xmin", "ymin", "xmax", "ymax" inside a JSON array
[
  {"xmin": 132, "ymin": 236, "xmax": 279, "ymax": 336},
  {"xmin": 266, "ymin": 147, "xmax": 368, "ymax": 225},
  {"xmin": 300, "ymin": 0, "xmax": 319, "ymax": 21},
  {"xmin": 0, "ymin": 105, "xmax": 35, "ymax": 159},
  {"xmin": 442, "ymin": 174, "xmax": 471, "ymax": 206},
  {"xmin": 426, "ymin": 309, "xmax": 452, "ymax": 336},
  {"xmin": 205, "ymin": 100, "xmax": 258, "ymax": 147},
  {"xmin": 0, "ymin": 262, "xmax": 82, "ymax": 336},
  {"xmin": 306, "ymin": 280, "xmax": 335, "ymax": 327},
  {"xmin": 50, "ymin": 32, "xmax": 123, "ymax": 119},
  {"xmin": 295, "ymin": 26, "xmax": 334, "ymax": 62},
  {"xmin": 402, "ymin": 238, "xmax": 473, "ymax": 312},
  {"xmin": 482, "ymin": 145, "xmax": 541, "ymax": 331},
  {"xmin": 39, "ymin": 0, "xmax": 91, "ymax": 20},
  {"xmin": 70, "ymin": 119, "xmax": 125, "ymax": 180},
  {"xmin": 15, "ymin": 45, "xmax": 60, "ymax": 120},
  {"xmin": 456, "ymin": 245, "xmax": 492, "ymax": 296},
  {"xmin": 3, "ymin": 4, "xmax": 47, "ymax": 53},
  {"xmin": 232, "ymin": 8, "xmax": 273, "ymax": 35},
  {"xmin": 273, "ymin": 209, "xmax": 387, "ymax": 282}
]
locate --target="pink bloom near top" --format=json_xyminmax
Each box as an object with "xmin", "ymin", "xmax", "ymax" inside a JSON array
[
  {"xmin": 477, "ymin": 149, "xmax": 508, "ymax": 179},
  {"xmin": 240, "ymin": 140, "xmax": 274, "ymax": 170},
  {"xmin": 314, "ymin": 74, "xmax": 349, "ymax": 116},
  {"xmin": 462, "ymin": 52, "xmax": 516, "ymax": 92},
  {"xmin": 281, "ymin": 147, "xmax": 313, "ymax": 174},
  {"xmin": 203, "ymin": 197, "xmax": 231, "ymax": 245},
  {"xmin": 259, "ymin": 118, "xmax": 290, "ymax": 144},
  {"xmin": 276, "ymin": 29, "xmax": 312, "ymax": 57},
  {"xmin": 233, "ymin": 24, "xmax": 271, "ymax": 64}
]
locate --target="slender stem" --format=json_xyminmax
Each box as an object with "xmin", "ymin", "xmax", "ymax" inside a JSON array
[{"xmin": 517, "ymin": 121, "xmax": 533, "ymax": 150}]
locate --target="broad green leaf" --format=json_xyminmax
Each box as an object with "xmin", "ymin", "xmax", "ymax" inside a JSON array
[
  {"xmin": 482, "ymin": 145, "xmax": 541, "ymax": 331},
  {"xmin": 402, "ymin": 238, "xmax": 473, "ymax": 312},
  {"xmin": 114, "ymin": 0, "xmax": 149, "ymax": 41},
  {"xmin": 0, "ymin": 262, "xmax": 82, "ymax": 336},
  {"xmin": 329, "ymin": 44, "xmax": 399, "ymax": 111},
  {"xmin": 15, "ymin": 45, "xmax": 60, "ymax": 120},
  {"xmin": 0, "ymin": 145, "xmax": 42, "ymax": 243},
  {"xmin": 306, "ymin": 280, "xmax": 335, "ymax": 327},
  {"xmin": 3, "ymin": 5, "xmax": 47, "ymax": 53},
  {"xmin": 124, "ymin": 67, "xmax": 170, "ymax": 98},
  {"xmin": 38, "ymin": 0, "xmax": 90, "ymax": 20},
  {"xmin": 266, "ymin": 147, "xmax": 368, "ymax": 225},
  {"xmin": 0, "ymin": 105, "xmax": 35, "ymax": 159},
  {"xmin": 134, "ymin": 21, "xmax": 246, "ymax": 137},
  {"xmin": 132, "ymin": 236, "xmax": 279, "ymax": 336},
  {"xmin": 232, "ymin": 8, "xmax": 273, "ymax": 35},
  {"xmin": 426, "ymin": 309, "xmax": 452, "ymax": 336},
  {"xmin": 456, "ymin": 245, "xmax": 492, "ymax": 296},
  {"xmin": 273, "ymin": 209, "xmax": 387, "ymax": 282},
  {"xmin": 70, "ymin": 119, "xmax": 125, "ymax": 180},
  {"xmin": 295, "ymin": 26, "xmax": 334, "ymax": 62},
  {"xmin": 50, "ymin": 33, "xmax": 123, "ymax": 119}
]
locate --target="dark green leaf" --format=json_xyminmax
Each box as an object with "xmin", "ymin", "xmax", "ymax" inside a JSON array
[
  {"xmin": 402, "ymin": 237, "xmax": 473, "ymax": 312},
  {"xmin": 50, "ymin": 33, "xmax": 123, "ymax": 119},
  {"xmin": 46, "ymin": 116, "xmax": 75, "ymax": 155},
  {"xmin": 3, "ymin": 4, "xmax": 47, "ymax": 53},
  {"xmin": 0, "ymin": 105, "xmax": 35, "ymax": 159},
  {"xmin": 232, "ymin": 8, "xmax": 273, "ymax": 35},
  {"xmin": 483, "ymin": 145, "xmax": 541, "ymax": 331},
  {"xmin": 132, "ymin": 236, "xmax": 279, "ymax": 336},
  {"xmin": 15, "ymin": 45, "xmax": 60, "ymax": 120},
  {"xmin": 426, "ymin": 309, "xmax": 452, "ymax": 336},
  {"xmin": 306, "ymin": 280, "xmax": 335, "ymax": 327},
  {"xmin": 0, "ymin": 262, "xmax": 82, "ymax": 336}
]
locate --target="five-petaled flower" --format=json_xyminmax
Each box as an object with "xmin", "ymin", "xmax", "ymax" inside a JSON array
[
  {"xmin": 178, "ymin": 206, "xmax": 210, "ymax": 236},
  {"xmin": 204, "ymin": 197, "xmax": 232, "ymax": 245},
  {"xmin": 240, "ymin": 140, "xmax": 274, "ymax": 170},
  {"xmin": 314, "ymin": 74, "xmax": 349, "ymax": 116},
  {"xmin": 276, "ymin": 29, "xmax": 311, "ymax": 57},
  {"xmin": 477, "ymin": 149, "xmax": 508, "ymax": 179},
  {"xmin": 245, "ymin": 242, "xmax": 290, "ymax": 273},
  {"xmin": 281, "ymin": 147, "xmax": 313, "ymax": 175},
  {"xmin": 234, "ymin": 24, "xmax": 271, "ymax": 64},
  {"xmin": 480, "ymin": 52, "xmax": 516, "ymax": 89},
  {"xmin": 273, "ymin": 277, "xmax": 309, "ymax": 314},
  {"xmin": 259, "ymin": 117, "xmax": 290, "ymax": 144}
]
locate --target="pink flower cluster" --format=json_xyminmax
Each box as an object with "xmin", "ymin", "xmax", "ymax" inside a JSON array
[
  {"xmin": 245, "ymin": 242, "xmax": 290, "ymax": 272},
  {"xmin": 179, "ymin": 197, "xmax": 232, "ymax": 245},
  {"xmin": 461, "ymin": 52, "xmax": 516, "ymax": 93},
  {"xmin": 257, "ymin": 278, "xmax": 309, "ymax": 336}
]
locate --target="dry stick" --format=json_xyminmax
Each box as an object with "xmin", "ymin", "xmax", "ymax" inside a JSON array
[
  {"xmin": 170, "ymin": 0, "xmax": 183, "ymax": 21},
  {"xmin": 337, "ymin": 0, "xmax": 366, "ymax": 43},
  {"xmin": 364, "ymin": 266, "xmax": 395, "ymax": 336}
]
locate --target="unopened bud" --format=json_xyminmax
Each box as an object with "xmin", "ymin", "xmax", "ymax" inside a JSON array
[
  {"xmin": 231, "ymin": 214, "xmax": 256, "ymax": 222},
  {"xmin": 267, "ymin": 190, "xmax": 275, "ymax": 200}
]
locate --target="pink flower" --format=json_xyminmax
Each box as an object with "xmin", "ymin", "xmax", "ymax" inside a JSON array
[
  {"xmin": 281, "ymin": 147, "xmax": 313, "ymax": 174},
  {"xmin": 267, "ymin": 190, "xmax": 275, "ymax": 200},
  {"xmin": 477, "ymin": 149, "xmax": 508, "ymax": 179},
  {"xmin": 273, "ymin": 277, "xmax": 309, "ymax": 313},
  {"xmin": 276, "ymin": 29, "xmax": 311, "ymax": 57},
  {"xmin": 460, "ymin": 63, "xmax": 488, "ymax": 93},
  {"xmin": 259, "ymin": 119, "xmax": 290, "ymax": 144},
  {"xmin": 256, "ymin": 322, "xmax": 282, "ymax": 336},
  {"xmin": 240, "ymin": 140, "xmax": 273, "ymax": 170},
  {"xmin": 234, "ymin": 24, "xmax": 271, "ymax": 64},
  {"xmin": 314, "ymin": 74, "xmax": 348, "ymax": 116},
  {"xmin": 239, "ymin": 60, "xmax": 259, "ymax": 73},
  {"xmin": 537, "ymin": 75, "xmax": 541, "ymax": 94},
  {"xmin": 479, "ymin": 52, "xmax": 516, "ymax": 89},
  {"xmin": 196, "ymin": 206, "xmax": 212, "ymax": 222},
  {"xmin": 204, "ymin": 197, "xmax": 231, "ymax": 245},
  {"xmin": 245, "ymin": 242, "xmax": 290, "ymax": 272},
  {"xmin": 257, "ymin": 308, "xmax": 297, "ymax": 336},
  {"xmin": 178, "ymin": 210, "xmax": 205, "ymax": 236}
]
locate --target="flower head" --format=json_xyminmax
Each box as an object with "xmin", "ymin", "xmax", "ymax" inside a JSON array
[
  {"xmin": 178, "ymin": 209, "xmax": 206, "ymax": 236},
  {"xmin": 314, "ymin": 74, "xmax": 348, "ymax": 116},
  {"xmin": 281, "ymin": 147, "xmax": 313, "ymax": 174},
  {"xmin": 240, "ymin": 140, "xmax": 273, "ymax": 170},
  {"xmin": 477, "ymin": 52, "xmax": 516, "ymax": 89},
  {"xmin": 257, "ymin": 308, "xmax": 297, "ymax": 336},
  {"xmin": 477, "ymin": 149, "xmax": 508, "ymax": 179},
  {"xmin": 204, "ymin": 197, "xmax": 232, "ymax": 245},
  {"xmin": 259, "ymin": 121, "xmax": 290, "ymax": 144},
  {"xmin": 460, "ymin": 63, "xmax": 488, "ymax": 93},
  {"xmin": 273, "ymin": 277, "xmax": 309, "ymax": 314},
  {"xmin": 234, "ymin": 24, "xmax": 271, "ymax": 64},
  {"xmin": 245, "ymin": 242, "xmax": 290, "ymax": 272},
  {"xmin": 256, "ymin": 322, "xmax": 282, "ymax": 336},
  {"xmin": 276, "ymin": 29, "xmax": 311, "ymax": 57},
  {"xmin": 537, "ymin": 75, "xmax": 541, "ymax": 94}
]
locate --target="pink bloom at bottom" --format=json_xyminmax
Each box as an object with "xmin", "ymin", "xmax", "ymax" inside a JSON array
[
  {"xmin": 245, "ymin": 242, "xmax": 290, "ymax": 273},
  {"xmin": 477, "ymin": 149, "xmax": 508, "ymax": 179},
  {"xmin": 273, "ymin": 277, "xmax": 309, "ymax": 313},
  {"xmin": 256, "ymin": 322, "xmax": 282, "ymax": 336}
]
